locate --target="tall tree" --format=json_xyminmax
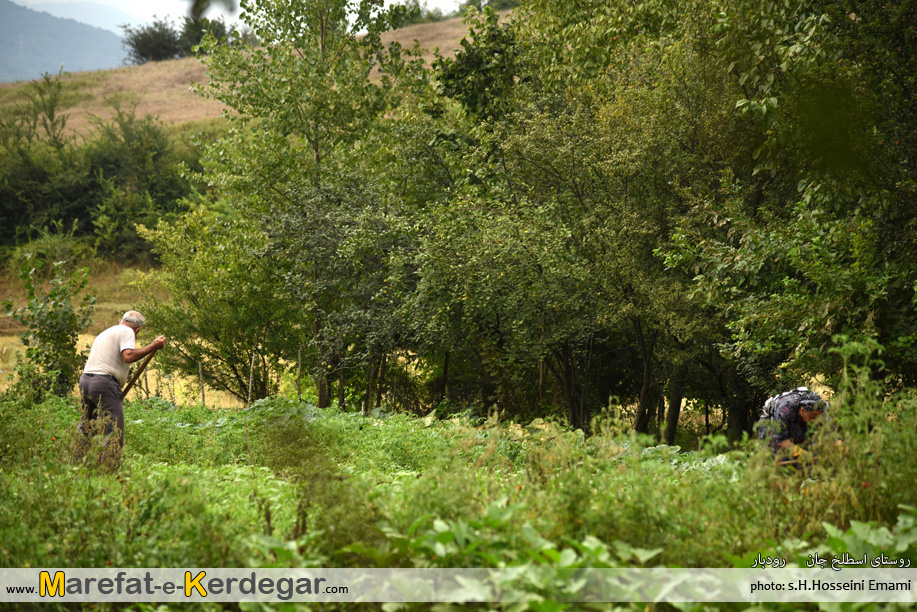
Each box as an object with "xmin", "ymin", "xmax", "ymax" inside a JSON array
[
  {"xmin": 667, "ymin": 0, "xmax": 917, "ymax": 387},
  {"xmin": 197, "ymin": 0, "xmax": 414, "ymax": 406}
]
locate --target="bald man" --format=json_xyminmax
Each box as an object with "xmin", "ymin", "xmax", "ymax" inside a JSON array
[{"xmin": 75, "ymin": 311, "xmax": 166, "ymax": 466}]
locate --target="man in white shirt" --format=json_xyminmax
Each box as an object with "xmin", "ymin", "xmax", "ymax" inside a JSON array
[{"xmin": 76, "ymin": 310, "xmax": 166, "ymax": 466}]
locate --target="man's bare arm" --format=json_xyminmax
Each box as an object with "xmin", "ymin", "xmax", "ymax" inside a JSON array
[{"xmin": 122, "ymin": 336, "xmax": 167, "ymax": 364}]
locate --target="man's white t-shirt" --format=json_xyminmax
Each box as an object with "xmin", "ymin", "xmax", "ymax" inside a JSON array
[{"xmin": 83, "ymin": 325, "xmax": 136, "ymax": 385}]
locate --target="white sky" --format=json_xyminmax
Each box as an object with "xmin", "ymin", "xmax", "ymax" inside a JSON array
[{"xmin": 27, "ymin": 0, "xmax": 465, "ymax": 26}]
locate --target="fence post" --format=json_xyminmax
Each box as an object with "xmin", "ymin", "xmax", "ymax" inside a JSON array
[
  {"xmin": 297, "ymin": 346, "xmax": 302, "ymax": 403},
  {"xmin": 198, "ymin": 360, "xmax": 206, "ymax": 409}
]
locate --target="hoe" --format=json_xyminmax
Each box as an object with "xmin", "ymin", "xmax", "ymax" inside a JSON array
[{"xmin": 122, "ymin": 350, "xmax": 157, "ymax": 398}]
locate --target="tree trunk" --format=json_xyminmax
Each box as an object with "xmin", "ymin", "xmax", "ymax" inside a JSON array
[
  {"xmin": 632, "ymin": 317, "xmax": 657, "ymax": 434},
  {"xmin": 198, "ymin": 360, "xmax": 206, "ymax": 409},
  {"xmin": 550, "ymin": 343, "xmax": 584, "ymax": 430},
  {"xmin": 440, "ymin": 351, "xmax": 450, "ymax": 403},
  {"xmin": 663, "ymin": 367, "xmax": 684, "ymax": 445},
  {"xmin": 538, "ymin": 359, "xmax": 544, "ymax": 404},
  {"xmin": 337, "ymin": 367, "xmax": 345, "ymax": 410},
  {"xmin": 296, "ymin": 347, "xmax": 302, "ymax": 403},
  {"xmin": 317, "ymin": 376, "xmax": 328, "ymax": 408},
  {"xmin": 367, "ymin": 356, "xmax": 376, "ymax": 414},
  {"xmin": 314, "ymin": 319, "xmax": 328, "ymax": 408},
  {"xmin": 376, "ymin": 354, "xmax": 387, "ymax": 407}
]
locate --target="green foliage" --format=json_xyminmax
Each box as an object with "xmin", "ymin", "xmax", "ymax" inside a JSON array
[
  {"xmin": 663, "ymin": 0, "xmax": 917, "ymax": 386},
  {"xmin": 92, "ymin": 180, "xmax": 159, "ymax": 261},
  {"xmin": 135, "ymin": 210, "xmax": 300, "ymax": 402},
  {"xmin": 135, "ymin": 0, "xmax": 917, "ymax": 444},
  {"xmin": 194, "ymin": 0, "xmax": 423, "ymax": 408},
  {"xmin": 817, "ymin": 505, "xmax": 917, "ymax": 564},
  {"xmin": 0, "ymin": 70, "xmax": 202, "ymax": 264},
  {"xmin": 0, "ymin": 71, "xmax": 84, "ymax": 248},
  {"xmin": 120, "ymin": 14, "xmax": 237, "ymax": 65},
  {"xmin": 2, "ymin": 256, "xmax": 95, "ymax": 396},
  {"xmin": 178, "ymin": 16, "xmax": 230, "ymax": 56},
  {"xmin": 434, "ymin": 7, "xmax": 519, "ymax": 119},
  {"xmin": 395, "ymin": 0, "xmax": 448, "ymax": 25},
  {"xmin": 121, "ymin": 18, "xmax": 183, "ymax": 64},
  {"xmin": 0, "ymin": 361, "xmax": 914, "ymax": 603},
  {"xmin": 2, "ymin": 219, "xmax": 96, "ymax": 275}
]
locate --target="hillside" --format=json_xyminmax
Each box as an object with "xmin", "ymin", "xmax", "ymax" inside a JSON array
[
  {"xmin": 0, "ymin": 0, "xmax": 125, "ymax": 83},
  {"xmin": 0, "ymin": 13, "xmax": 486, "ymax": 136}
]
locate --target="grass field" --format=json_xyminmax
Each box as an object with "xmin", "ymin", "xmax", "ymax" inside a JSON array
[
  {"xmin": 1, "ymin": 386, "xmax": 914, "ymax": 604},
  {"xmin": 0, "ymin": 13, "xmax": 492, "ymax": 138}
]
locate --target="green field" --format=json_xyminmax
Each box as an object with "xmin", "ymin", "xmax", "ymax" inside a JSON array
[{"xmin": 1, "ymin": 377, "xmax": 915, "ymax": 609}]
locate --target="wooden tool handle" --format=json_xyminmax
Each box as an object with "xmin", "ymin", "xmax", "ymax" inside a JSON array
[{"xmin": 122, "ymin": 351, "xmax": 157, "ymax": 398}]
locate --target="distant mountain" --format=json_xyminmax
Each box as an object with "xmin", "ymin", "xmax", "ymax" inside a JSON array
[
  {"xmin": 26, "ymin": 1, "xmax": 143, "ymax": 35},
  {"xmin": 0, "ymin": 0, "xmax": 125, "ymax": 83}
]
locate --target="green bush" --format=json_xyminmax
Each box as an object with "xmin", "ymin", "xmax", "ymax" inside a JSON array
[
  {"xmin": 0, "ymin": 71, "xmax": 204, "ymax": 263},
  {"xmin": 2, "ymin": 256, "xmax": 95, "ymax": 396},
  {"xmin": 135, "ymin": 211, "xmax": 304, "ymax": 402},
  {"xmin": 121, "ymin": 18, "xmax": 183, "ymax": 64},
  {"xmin": 248, "ymin": 399, "xmax": 386, "ymax": 564},
  {"xmin": 1, "ymin": 221, "xmax": 96, "ymax": 276}
]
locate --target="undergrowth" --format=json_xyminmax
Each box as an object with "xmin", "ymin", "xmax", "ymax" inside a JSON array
[{"xmin": 0, "ymin": 364, "xmax": 915, "ymax": 610}]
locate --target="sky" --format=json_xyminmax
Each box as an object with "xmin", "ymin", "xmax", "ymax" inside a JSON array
[{"xmin": 19, "ymin": 0, "xmax": 466, "ymax": 27}]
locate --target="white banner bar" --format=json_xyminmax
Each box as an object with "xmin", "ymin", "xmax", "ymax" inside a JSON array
[{"xmin": 1, "ymin": 568, "xmax": 914, "ymax": 603}]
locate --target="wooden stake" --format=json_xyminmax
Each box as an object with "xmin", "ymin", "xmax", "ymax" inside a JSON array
[
  {"xmin": 198, "ymin": 360, "xmax": 206, "ymax": 409},
  {"xmin": 245, "ymin": 352, "xmax": 257, "ymax": 482},
  {"xmin": 248, "ymin": 352, "xmax": 255, "ymax": 405},
  {"xmin": 297, "ymin": 346, "xmax": 302, "ymax": 403}
]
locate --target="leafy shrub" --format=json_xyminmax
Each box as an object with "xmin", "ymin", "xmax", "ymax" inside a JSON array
[
  {"xmin": 0, "ymin": 70, "xmax": 202, "ymax": 264},
  {"xmin": 135, "ymin": 211, "xmax": 304, "ymax": 402},
  {"xmin": 121, "ymin": 18, "xmax": 183, "ymax": 64},
  {"xmin": 125, "ymin": 400, "xmax": 246, "ymax": 467},
  {"xmin": 178, "ymin": 16, "xmax": 229, "ymax": 56},
  {"xmin": 121, "ymin": 15, "xmax": 236, "ymax": 66},
  {"xmin": 92, "ymin": 180, "xmax": 160, "ymax": 262},
  {"xmin": 2, "ymin": 256, "xmax": 95, "ymax": 396},
  {"xmin": 2, "ymin": 220, "xmax": 96, "ymax": 276},
  {"xmin": 396, "ymin": 0, "xmax": 450, "ymax": 25},
  {"xmin": 0, "ymin": 462, "xmax": 252, "ymax": 567},
  {"xmin": 0, "ymin": 352, "xmax": 914, "ymax": 590}
]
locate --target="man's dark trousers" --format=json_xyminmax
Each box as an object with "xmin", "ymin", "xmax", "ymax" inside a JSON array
[{"xmin": 76, "ymin": 373, "xmax": 124, "ymax": 465}]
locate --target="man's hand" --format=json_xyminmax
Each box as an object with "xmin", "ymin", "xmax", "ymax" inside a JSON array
[{"xmin": 122, "ymin": 336, "xmax": 167, "ymax": 363}]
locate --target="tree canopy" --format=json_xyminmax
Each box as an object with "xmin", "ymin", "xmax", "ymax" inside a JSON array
[{"xmin": 134, "ymin": 0, "xmax": 917, "ymax": 440}]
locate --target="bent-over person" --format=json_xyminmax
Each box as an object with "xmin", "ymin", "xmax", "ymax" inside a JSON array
[
  {"xmin": 755, "ymin": 387, "xmax": 831, "ymax": 464},
  {"xmin": 75, "ymin": 310, "xmax": 166, "ymax": 466}
]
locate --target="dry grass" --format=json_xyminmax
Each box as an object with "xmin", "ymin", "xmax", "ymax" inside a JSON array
[
  {"xmin": 0, "ymin": 260, "xmax": 149, "ymax": 335},
  {"xmin": 0, "ymin": 57, "xmax": 224, "ymax": 138},
  {"xmin": 0, "ymin": 333, "xmax": 240, "ymax": 408},
  {"xmin": 0, "ymin": 13, "xmax": 500, "ymax": 138},
  {"xmin": 380, "ymin": 12, "xmax": 484, "ymax": 62}
]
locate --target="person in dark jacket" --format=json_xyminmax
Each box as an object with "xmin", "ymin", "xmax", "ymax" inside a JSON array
[{"xmin": 756, "ymin": 387, "xmax": 831, "ymax": 462}]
